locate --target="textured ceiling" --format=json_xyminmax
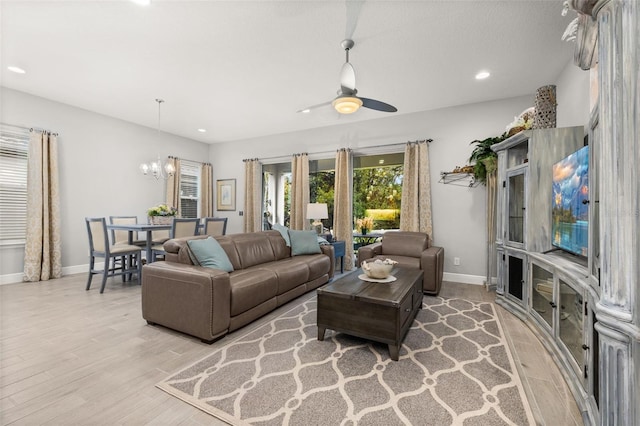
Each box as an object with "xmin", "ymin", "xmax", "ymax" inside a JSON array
[{"xmin": 1, "ymin": 1, "xmax": 576, "ymax": 143}]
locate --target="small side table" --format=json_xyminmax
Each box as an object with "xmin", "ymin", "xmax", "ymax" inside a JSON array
[{"xmin": 331, "ymin": 241, "xmax": 345, "ymax": 274}]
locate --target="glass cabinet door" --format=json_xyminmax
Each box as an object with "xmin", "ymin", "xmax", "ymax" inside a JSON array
[
  {"xmin": 558, "ymin": 278, "xmax": 584, "ymax": 369},
  {"xmin": 506, "ymin": 169, "xmax": 526, "ymax": 247},
  {"xmin": 531, "ymin": 263, "xmax": 554, "ymax": 330},
  {"xmin": 506, "ymin": 252, "xmax": 526, "ymax": 305}
]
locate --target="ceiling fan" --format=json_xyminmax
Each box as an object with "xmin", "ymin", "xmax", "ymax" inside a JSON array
[{"xmin": 298, "ymin": 39, "xmax": 397, "ymax": 115}]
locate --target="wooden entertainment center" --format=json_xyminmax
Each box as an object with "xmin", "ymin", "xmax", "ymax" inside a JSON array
[
  {"xmin": 492, "ymin": 126, "xmax": 602, "ymax": 423},
  {"xmin": 492, "ymin": 1, "xmax": 639, "ymax": 424}
]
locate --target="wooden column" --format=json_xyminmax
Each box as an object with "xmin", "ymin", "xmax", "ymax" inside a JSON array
[
  {"xmin": 495, "ymin": 149, "xmax": 507, "ymax": 296},
  {"xmin": 580, "ymin": 0, "xmax": 640, "ymax": 424}
]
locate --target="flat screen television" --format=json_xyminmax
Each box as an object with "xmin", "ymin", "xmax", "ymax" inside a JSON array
[{"xmin": 552, "ymin": 145, "xmax": 589, "ymax": 257}]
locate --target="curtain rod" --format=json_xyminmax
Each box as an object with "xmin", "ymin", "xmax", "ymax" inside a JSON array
[
  {"xmin": 0, "ymin": 122, "xmax": 58, "ymax": 136},
  {"xmin": 168, "ymin": 155, "xmax": 210, "ymax": 166},
  {"xmin": 256, "ymin": 138, "xmax": 433, "ymax": 162}
]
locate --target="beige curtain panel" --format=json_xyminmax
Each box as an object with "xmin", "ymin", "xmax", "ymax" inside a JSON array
[
  {"xmin": 290, "ymin": 153, "xmax": 309, "ymax": 230},
  {"xmin": 334, "ymin": 148, "xmax": 355, "ymax": 271},
  {"xmin": 165, "ymin": 156, "xmax": 181, "ymax": 214},
  {"xmin": 200, "ymin": 163, "xmax": 214, "ymax": 217},
  {"xmin": 400, "ymin": 141, "xmax": 433, "ymax": 238},
  {"xmin": 24, "ymin": 131, "xmax": 62, "ymax": 282},
  {"xmin": 243, "ymin": 159, "xmax": 262, "ymax": 233}
]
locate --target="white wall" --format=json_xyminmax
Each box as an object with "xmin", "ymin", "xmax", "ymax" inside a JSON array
[
  {"xmin": 0, "ymin": 87, "xmax": 209, "ymax": 279},
  {"xmin": 209, "ymin": 96, "xmax": 535, "ymax": 282}
]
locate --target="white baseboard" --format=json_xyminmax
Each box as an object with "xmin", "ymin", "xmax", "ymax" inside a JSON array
[
  {"xmin": 62, "ymin": 263, "xmax": 102, "ymax": 276},
  {"xmin": 0, "ymin": 262, "xmax": 103, "ymax": 285},
  {"xmin": 0, "ymin": 272, "xmax": 24, "ymax": 285},
  {"xmin": 443, "ymin": 272, "xmax": 485, "ymax": 286}
]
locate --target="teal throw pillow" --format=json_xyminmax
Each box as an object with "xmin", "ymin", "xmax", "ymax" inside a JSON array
[
  {"xmin": 317, "ymin": 236, "xmax": 330, "ymax": 245},
  {"xmin": 288, "ymin": 230, "xmax": 322, "ymax": 256},
  {"xmin": 187, "ymin": 237, "xmax": 234, "ymax": 272},
  {"xmin": 185, "ymin": 244, "xmax": 201, "ymax": 266},
  {"xmin": 272, "ymin": 223, "xmax": 291, "ymax": 247}
]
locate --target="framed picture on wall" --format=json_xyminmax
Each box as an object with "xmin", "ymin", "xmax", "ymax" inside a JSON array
[{"xmin": 216, "ymin": 179, "xmax": 236, "ymax": 211}]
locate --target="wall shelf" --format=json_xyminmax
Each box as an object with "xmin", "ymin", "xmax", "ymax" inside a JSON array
[{"xmin": 438, "ymin": 171, "xmax": 478, "ymax": 187}]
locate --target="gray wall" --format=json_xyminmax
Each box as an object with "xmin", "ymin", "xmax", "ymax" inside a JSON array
[
  {"xmin": 210, "ymin": 95, "xmax": 532, "ymax": 282},
  {"xmin": 0, "ymin": 87, "xmax": 209, "ymax": 279},
  {"xmin": 555, "ymin": 59, "xmax": 591, "ymax": 128}
]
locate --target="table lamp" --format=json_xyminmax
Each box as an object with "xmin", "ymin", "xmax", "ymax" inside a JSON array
[{"xmin": 306, "ymin": 203, "xmax": 328, "ymax": 234}]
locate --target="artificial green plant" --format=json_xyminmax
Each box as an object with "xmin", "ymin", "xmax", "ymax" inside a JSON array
[{"xmin": 468, "ymin": 133, "xmax": 507, "ymax": 184}]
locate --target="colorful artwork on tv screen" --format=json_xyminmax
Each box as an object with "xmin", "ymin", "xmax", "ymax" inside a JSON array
[{"xmin": 552, "ymin": 146, "xmax": 589, "ymax": 257}]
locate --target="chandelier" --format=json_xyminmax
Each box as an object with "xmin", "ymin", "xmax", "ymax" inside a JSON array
[{"xmin": 139, "ymin": 99, "xmax": 175, "ymax": 180}]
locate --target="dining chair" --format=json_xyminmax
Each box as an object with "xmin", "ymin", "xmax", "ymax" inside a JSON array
[
  {"xmin": 151, "ymin": 218, "xmax": 200, "ymax": 262},
  {"xmin": 203, "ymin": 217, "xmax": 228, "ymax": 236},
  {"xmin": 151, "ymin": 229, "xmax": 170, "ymax": 244},
  {"xmin": 109, "ymin": 215, "xmax": 146, "ymax": 246},
  {"xmin": 109, "ymin": 215, "xmax": 146, "ymax": 278},
  {"xmin": 85, "ymin": 217, "xmax": 143, "ymax": 293},
  {"xmin": 145, "ymin": 216, "xmax": 171, "ymax": 245}
]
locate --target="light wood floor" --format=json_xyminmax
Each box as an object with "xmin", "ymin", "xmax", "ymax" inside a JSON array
[{"xmin": 1, "ymin": 273, "xmax": 583, "ymax": 425}]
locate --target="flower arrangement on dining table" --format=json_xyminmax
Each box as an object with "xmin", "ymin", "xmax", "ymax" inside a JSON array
[
  {"xmin": 356, "ymin": 216, "xmax": 374, "ymax": 234},
  {"xmin": 147, "ymin": 204, "xmax": 177, "ymax": 225}
]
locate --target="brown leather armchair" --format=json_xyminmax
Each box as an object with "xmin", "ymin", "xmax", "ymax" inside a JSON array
[{"xmin": 357, "ymin": 231, "xmax": 444, "ymax": 295}]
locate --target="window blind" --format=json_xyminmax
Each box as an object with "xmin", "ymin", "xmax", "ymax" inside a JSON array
[
  {"xmin": 0, "ymin": 128, "xmax": 29, "ymax": 244},
  {"xmin": 179, "ymin": 160, "xmax": 200, "ymax": 218}
]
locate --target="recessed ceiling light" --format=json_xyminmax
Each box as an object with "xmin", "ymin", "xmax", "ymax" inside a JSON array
[
  {"xmin": 8, "ymin": 66, "xmax": 26, "ymax": 74},
  {"xmin": 130, "ymin": 0, "xmax": 151, "ymax": 5},
  {"xmin": 300, "ymin": 109, "xmax": 311, "ymax": 114},
  {"xmin": 475, "ymin": 71, "xmax": 491, "ymax": 80},
  {"xmin": 197, "ymin": 128, "xmax": 207, "ymax": 133}
]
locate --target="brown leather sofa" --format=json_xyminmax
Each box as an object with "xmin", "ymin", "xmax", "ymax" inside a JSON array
[
  {"xmin": 357, "ymin": 231, "xmax": 444, "ymax": 295},
  {"xmin": 141, "ymin": 230, "xmax": 334, "ymax": 343}
]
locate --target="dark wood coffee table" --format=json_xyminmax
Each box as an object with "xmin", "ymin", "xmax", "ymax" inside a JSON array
[{"xmin": 316, "ymin": 267, "xmax": 423, "ymax": 361}]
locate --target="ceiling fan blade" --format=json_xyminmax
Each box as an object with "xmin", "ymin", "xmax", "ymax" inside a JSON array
[
  {"xmin": 296, "ymin": 100, "xmax": 332, "ymax": 113},
  {"xmin": 340, "ymin": 62, "xmax": 356, "ymax": 93},
  {"xmin": 345, "ymin": 0, "xmax": 365, "ymax": 39},
  {"xmin": 360, "ymin": 97, "xmax": 397, "ymax": 113}
]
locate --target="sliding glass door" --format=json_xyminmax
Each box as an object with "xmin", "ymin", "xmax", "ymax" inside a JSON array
[{"xmin": 261, "ymin": 151, "xmax": 404, "ymax": 233}]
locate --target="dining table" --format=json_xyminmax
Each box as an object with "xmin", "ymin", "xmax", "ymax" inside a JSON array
[{"xmin": 106, "ymin": 223, "xmax": 172, "ymax": 263}]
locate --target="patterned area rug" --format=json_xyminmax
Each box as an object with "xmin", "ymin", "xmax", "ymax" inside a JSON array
[{"xmin": 157, "ymin": 296, "xmax": 534, "ymax": 425}]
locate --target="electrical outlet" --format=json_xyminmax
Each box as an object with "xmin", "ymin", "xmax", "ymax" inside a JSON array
[
  {"xmin": 454, "ymin": 257, "xmax": 460, "ymax": 266},
  {"xmin": 239, "ymin": 211, "xmax": 243, "ymax": 216}
]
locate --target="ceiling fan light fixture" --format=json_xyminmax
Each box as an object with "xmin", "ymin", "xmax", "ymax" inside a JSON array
[
  {"xmin": 332, "ymin": 96, "xmax": 362, "ymax": 114},
  {"xmin": 299, "ymin": 39, "xmax": 395, "ymax": 114}
]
